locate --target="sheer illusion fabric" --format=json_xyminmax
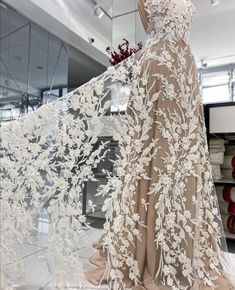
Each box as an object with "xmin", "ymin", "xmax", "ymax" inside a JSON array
[{"xmin": 0, "ymin": 0, "xmax": 235, "ymax": 290}]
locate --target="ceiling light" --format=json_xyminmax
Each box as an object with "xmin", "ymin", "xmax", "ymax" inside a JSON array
[
  {"xmin": 211, "ymin": 0, "xmax": 220, "ymax": 6},
  {"xmin": 200, "ymin": 60, "xmax": 208, "ymax": 69},
  {"xmin": 94, "ymin": 4, "xmax": 104, "ymax": 19}
]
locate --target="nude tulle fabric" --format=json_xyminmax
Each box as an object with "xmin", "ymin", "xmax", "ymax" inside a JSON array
[{"xmin": 84, "ymin": 1, "xmax": 235, "ymax": 289}]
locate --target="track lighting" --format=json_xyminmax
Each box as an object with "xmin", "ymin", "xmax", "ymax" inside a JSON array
[
  {"xmin": 201, "ymin": 60, "xmax": 208, "ymax": 69},
  {"xmin": 211, "ymin": 0, "xmax": 220, "ymax": 6},
  {"xmin": 94, "ymin": 4, "xmax": 104, "ymax": 19}
]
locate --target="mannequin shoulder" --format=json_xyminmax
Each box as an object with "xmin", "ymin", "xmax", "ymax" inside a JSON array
[
  {"xmin": 138, "ymin": 0, "xmax": 147, "ymax": 7},
  {"xmin": 138, "ymin": 0, "xmax": 148, "ymax": 10}
]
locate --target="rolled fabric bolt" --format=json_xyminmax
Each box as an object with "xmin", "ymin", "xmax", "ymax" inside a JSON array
[
  {"xmin": 210, "ymin": 148, "xmax": 225, "ymax": 153},
  {"xmin": 221, "ymin": 214, "xmax": 235, "ymax": 233},
  {"xmin": 221, "ymin": 169, "xmax": 235, "ymax": 180},
  {"xmin": 223, "ymin": 186, "xmax": 235, "ymax": 202},
  {"xmin": 228, "ymin": 202, "xmax": 235, "ymax": 215},
  {"xmin": 210, "ymin": 152, "xmax": 224, "ymax": 164},
  {"xmin": 227, "ymin": 215, "xmax": 235, "ymax": 233},
  {"xmin": 212, "ymin": 164, "xmax": 223, "ymax": 180},
  {"xmin": 221, "ymin": 155, "xmax": 235, "ymax": 169},
  {"xmin": 209, "ymin": 138, "xmax": 225, "ymax": 146}
]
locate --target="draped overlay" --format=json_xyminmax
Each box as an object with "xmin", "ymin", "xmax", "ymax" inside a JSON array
[{"xmin": 1, "ymin": 0, "xmax": 235, "ymax": 289}]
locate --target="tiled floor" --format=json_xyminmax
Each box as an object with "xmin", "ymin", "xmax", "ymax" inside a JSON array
[
  {"xmin": 3, "ymin": 212, "xmax": 107, "ymax": 290},
  {"xmin": 3, "ymin": 215, "xmax": 235, "ymax": 290}
]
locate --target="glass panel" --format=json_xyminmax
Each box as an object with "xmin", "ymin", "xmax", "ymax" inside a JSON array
[
  {"xmin": 0, "ymin": 5, "xmax": 69, "ymax": 122},
  {"xmin": 112, "ymin": 0, "xmax": 137, "ymax": 48},
  {"xmin": 47, "ymin": 34, "xmax": 68, "ymax": 91},
  {"xmin": 0, "ymin": 7, "xmax": 30, "ymax": 121},
  {"xmin": 0, "ymin": 5, "xmax": 29, "ymax": 39},
  {"xmin": 28, "ymin": 24, "xmax": 49, "ymax": 98}
]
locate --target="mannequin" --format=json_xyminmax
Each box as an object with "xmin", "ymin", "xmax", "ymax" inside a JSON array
[
  {"xmin": 138, "ymin": 0, "xmax": 148, "ymax": 32},
  {"xmin": 84, "ymin": 0, "xmax": 235, "ymax": 289}
]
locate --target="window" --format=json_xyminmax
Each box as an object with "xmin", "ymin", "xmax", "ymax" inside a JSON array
[
  {"xmin": 203, "ymin": 85, "xmax": 230, "ymax": 104},
  {"xmin": 201, "ymin": 70, "xmax": 232, "ymax": 104}
]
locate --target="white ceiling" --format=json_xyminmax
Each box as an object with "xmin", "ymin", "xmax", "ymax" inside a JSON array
[
  {"xmin": 190, "ymin": 0, "xmax": 235, "ymax": 67},
  {"xmin": 192, "ymin": 0, "xmax": 235, "ymax": 19}
]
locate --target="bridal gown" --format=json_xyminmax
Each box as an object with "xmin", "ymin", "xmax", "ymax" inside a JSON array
[
  {"xmin": 85, "ymin": 0, "xmax": 235, "ymax": 289},
  {"xmin": 1, "ymin": 0, "xmax": 235, "ymax": 289}
]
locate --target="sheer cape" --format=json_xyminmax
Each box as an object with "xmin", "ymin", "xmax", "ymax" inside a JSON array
[{"xmin": 1, "ymin": 0, "xmax": 235, "ymax": 289}]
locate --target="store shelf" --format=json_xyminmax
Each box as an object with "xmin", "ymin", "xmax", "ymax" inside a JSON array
[
  {"xmin": 205, "ymin": 103, "xmax": 235, "ymax": 243},
  {"xmin": 224, "ymin": 232, "xmax": 235, "ymax": 240},
  {"xmin": 214, "ymin": 179, "xmax": 235, "ymax": 186}
]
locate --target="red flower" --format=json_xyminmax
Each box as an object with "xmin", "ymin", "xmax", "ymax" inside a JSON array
[{"xmin": 106, "ymin": 39, "xmax": 143, "ymax": 66}]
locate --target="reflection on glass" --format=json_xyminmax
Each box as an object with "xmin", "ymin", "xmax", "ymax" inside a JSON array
[{"xmin": 0, "ymin": 5, "xmax": 69, "ymax": 123}]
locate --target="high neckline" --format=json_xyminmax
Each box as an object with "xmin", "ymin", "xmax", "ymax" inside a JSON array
[{"xmin": 143, "ymin": 0, "xmax": 196, "ymax": 46}]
